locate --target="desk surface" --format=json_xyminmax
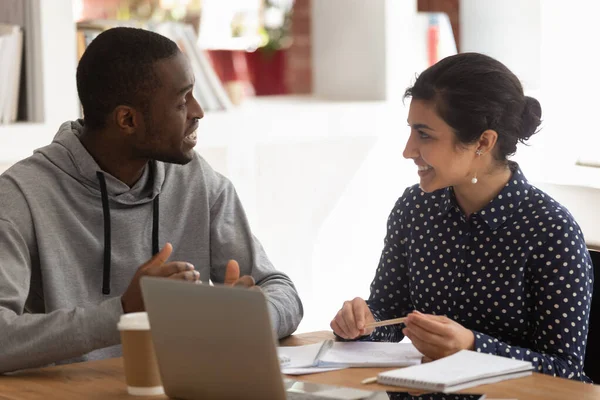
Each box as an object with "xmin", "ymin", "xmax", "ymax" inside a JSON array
[{"xmin": 0, "ymin": 331, "xmax": 598, "ymax": 400}]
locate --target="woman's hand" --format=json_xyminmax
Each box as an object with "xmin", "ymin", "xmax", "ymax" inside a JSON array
[
  {"xmin": 403, "ymin": 311, "xmax": 475, "ymax": 360},
  {"xmin": 330, "ymin": 297, "xmax": 376, "ymax": 339}
]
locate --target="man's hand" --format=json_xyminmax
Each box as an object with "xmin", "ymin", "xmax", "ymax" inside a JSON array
[
  {"xmin": 121, "ymin": 243, "xmax": 200, "ymax": 313},
  {"xmin": 402, "ymin": 311, "xmax": 475, "ymax": 360},
  {"xmin": 330, "ymin": 297, "xmax": 376, "ymax": 339},
  {"xmin": 223, "ymin": 260, "xmax": 256, "ymax": 288}
]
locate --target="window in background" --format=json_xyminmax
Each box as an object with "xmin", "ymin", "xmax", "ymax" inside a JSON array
[
  {"xmin": 459, "ymin": 0, "xmax": 600, "ymax": 182},
  {"xmin": 197, "ymin": 0, "xmax": 262, "ymax": 50},
  {"xmin": 538, "ymin": 1, "xmax": 600, "ymax": 173}
]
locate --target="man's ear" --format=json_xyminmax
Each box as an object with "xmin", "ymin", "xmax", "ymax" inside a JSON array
[
  {"xmin": 476, "ymin": 129, "xmax": 499, "ymax": 156},
  {"xmin": 113, "ymin": 105, "xmax": 139, "ymax": 135}
]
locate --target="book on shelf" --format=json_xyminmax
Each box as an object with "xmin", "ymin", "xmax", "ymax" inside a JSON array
[
  {"xmin": 0, "ymin": 23, "xmax": 23, "ymax": 125},
  {"xmin": 76, "ymin": 20, "xmax": 232, "ymax": 112}
]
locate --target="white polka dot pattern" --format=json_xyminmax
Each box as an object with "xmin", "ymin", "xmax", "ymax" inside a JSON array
[{"xmin": 364, "ymin": 164, "xmax": 593, "ymax": 382}]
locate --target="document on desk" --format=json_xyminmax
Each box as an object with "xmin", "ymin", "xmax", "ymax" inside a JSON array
[
  {"xmin": 278, "ymin": 340, "xmax": 423, "ymax": 375},
  {"xmin": 377, "ymin": 349, "xmax": 533, "ymax": 393}
]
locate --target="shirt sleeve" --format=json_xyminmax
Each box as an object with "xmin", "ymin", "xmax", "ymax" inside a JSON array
[
  {"xmin": 0, "ymin": 178, "xmax": 123, "ymax": 373},
  {"xmin": 206, "ymin": 168, "xmax": 303, "ymax": 339},
  {"xmin": 364, "ymin": 190, "xmax": 415, "ymax": 343},
  {"xmin": 473, "ymin": 219, "xmax": 593, "ymax": 381}
]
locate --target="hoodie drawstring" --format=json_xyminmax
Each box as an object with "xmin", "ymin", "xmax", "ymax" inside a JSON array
[
  {"xmin": 96, "ymin": 171, "xmax": 160, "ymax": 295},
  {"xmin": 152, "ymin": 195, "xmax": 159, "ymax": 255}
]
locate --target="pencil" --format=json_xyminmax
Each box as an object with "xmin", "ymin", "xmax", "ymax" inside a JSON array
[
  {"xmin": 364, "ymin": 316, "xmax": 407, "ymax": 329},
  {"xmin": 361, "ymin": 376, "xmax": 377, "ymax": 384}
]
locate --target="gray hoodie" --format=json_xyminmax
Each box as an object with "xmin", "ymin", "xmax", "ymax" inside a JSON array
[{"xmin": 0, "ymin": 120, "xmax": 303, "ymax": 373}]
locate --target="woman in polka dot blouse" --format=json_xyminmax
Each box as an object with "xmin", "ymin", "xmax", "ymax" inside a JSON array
[{"xmin": 330, "ymin": 53, "xmax": 593, "ymax": 382}]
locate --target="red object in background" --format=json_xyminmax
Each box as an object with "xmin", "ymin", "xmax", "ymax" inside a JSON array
[
  {"xmin": 205, "ymin": 50, "xmax": 255, "ymax": 104},
  {"xmin": 245, "ymin": 49, "xmax": 288, "ymax": 96},
  {"xmin": 206, "ymin": 50, "xmax": 251, "ymax": 84},
  {"xmin": 427, "ymin": 16, "xmax": 440, "ymax": 66}
]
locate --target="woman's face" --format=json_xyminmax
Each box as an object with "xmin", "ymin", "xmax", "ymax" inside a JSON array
[{"xmin": 404, "ymin": 99, "xmax": 479, "ymax": 192}]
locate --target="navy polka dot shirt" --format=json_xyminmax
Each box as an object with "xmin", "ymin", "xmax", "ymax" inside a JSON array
[{"xmin": 366, "ymin": 163, "xmax": 593, "ymax": 382}]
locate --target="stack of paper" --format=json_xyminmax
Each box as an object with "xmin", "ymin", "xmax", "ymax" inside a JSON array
[{"xmin": 278, "ymin": 340, "xmax": 423, "ymax": 375}]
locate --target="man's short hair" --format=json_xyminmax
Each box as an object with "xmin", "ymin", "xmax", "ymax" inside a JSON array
[{"xmin": 76, "ymin": 27, "xmax": 180, "ymax": 130}]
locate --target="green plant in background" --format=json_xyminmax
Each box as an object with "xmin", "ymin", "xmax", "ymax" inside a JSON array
[
  {"xmin": 259, "ymin": 0, "xmax": 294, "ymax": 53},
  {"xmin": 117, "ymin": 0, "xmax": 202, "ymax": 22},
  {"xmin": 110, "ymin": 0, "xmax": 292, "ymax": 53}
]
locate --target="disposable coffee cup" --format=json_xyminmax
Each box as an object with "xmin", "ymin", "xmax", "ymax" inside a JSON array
[{"xmin": 117, "ymin": 312, "xmax": 164, "ymax": 396}]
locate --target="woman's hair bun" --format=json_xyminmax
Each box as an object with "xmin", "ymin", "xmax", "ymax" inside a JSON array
[{"xmin": 518, "ymin": 96, "xmax": 542, "ymax": 142}]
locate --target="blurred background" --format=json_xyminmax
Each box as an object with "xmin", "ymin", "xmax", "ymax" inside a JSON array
[{"xmin": 1, "ymin": 0, "xmax": 599, "ymax": 333}]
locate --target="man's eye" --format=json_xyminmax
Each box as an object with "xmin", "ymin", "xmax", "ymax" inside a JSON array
[{"xmin": 178, "ymin": 103, "xmax": 187, "ymax": 109}]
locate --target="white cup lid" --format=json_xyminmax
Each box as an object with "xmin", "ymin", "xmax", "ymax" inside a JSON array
[{"xmin": 118, "ymin": 312, "xmax": 150, "ymax": 331}]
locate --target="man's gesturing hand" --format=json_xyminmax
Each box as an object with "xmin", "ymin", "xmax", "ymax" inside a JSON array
[{"xmin": 121, "ymin": 243, "xmax": 200, "ymax": 313}]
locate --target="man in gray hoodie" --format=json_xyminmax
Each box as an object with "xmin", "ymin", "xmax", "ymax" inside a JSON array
[{"xmin": 0, "ymin": 27, "xmax": 303, "ymax": 373}]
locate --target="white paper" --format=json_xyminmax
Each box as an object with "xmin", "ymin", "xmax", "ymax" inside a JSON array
[
  {"xmin": 278, "ymin": 340, "xmax": 423, "ymax": 372},
  {"xmin": 278, "ymin": 341, "xmax": 326, "ymax": 368},
  {"xmin": 318, "ymin": 341, "xmax": 423, "ymax": 367},
  {"xmin": 282, "ymin": 366, "xmax": 346, "ymax": 375},
  {"xmin": 316, "ymin": 387, "xmax": 376, "ymax": 399}
]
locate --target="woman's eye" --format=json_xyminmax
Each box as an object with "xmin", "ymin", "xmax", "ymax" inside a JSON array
[
  {"xmin": 418, "ymin": 131, "xmax": 430, "ymax": 139},
  {"xmin": 178, "ymin": 103, "xmax": 187, "ymax": 110}
]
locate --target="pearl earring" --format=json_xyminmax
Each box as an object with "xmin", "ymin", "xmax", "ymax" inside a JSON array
[{"xmin": 472, "ymin": 149, "xmax": 483, "ymax": 184}]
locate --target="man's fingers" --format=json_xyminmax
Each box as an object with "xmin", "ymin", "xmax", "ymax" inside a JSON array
[
  {"xmin": 168, "ymin": 270, "xmax": 200, "ymax": 282},
  {"xmin": 224, "ymin": 260, "xmax": 240, "ymax": 286},
  {"xmin": 142, "ymin": 243, "xmax": 173, "ymax": 269},
  {"xmin": 149, "ymin": 261, "xmax": 194, "ymax": 277},
  {"xmin": 234, "ymin": 275, "xmax": 255, "ymax": 288}
]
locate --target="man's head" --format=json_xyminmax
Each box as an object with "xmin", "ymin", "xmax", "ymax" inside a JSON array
[{"xmin": 77, "ymin": 27, "xmax": 203, "ymax": 165}]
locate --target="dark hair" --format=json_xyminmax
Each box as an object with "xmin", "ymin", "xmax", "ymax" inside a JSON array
[
  {"xmin": 404, "ymin": 52, "xmax": 542, "ymax": 161},
  {"xmin": 76, "ymin": 27, "xmax": 180, "ymax": 130}
]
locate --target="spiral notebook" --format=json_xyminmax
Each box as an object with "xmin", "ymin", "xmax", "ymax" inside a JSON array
[{"xmin": 377, "ymin": 349, "xmax": 533, "ymax": 393}]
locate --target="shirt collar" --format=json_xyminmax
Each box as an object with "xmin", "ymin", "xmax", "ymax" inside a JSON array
[
  {"xmin": 436, "ymin": 163, "xmax": 530, "ymax": 230},
  {"xmin": 438, "ymin": 187, "xmax": 454, "ymax": 217}
]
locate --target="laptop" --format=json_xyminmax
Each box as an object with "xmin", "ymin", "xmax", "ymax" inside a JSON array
[
  {"xmin": 140, "ymin": 277, "xmax": 287, "ymax": 400},
  {"xmin": 139, "ymin": 277, "xmax": 483, "ymax": 400}
]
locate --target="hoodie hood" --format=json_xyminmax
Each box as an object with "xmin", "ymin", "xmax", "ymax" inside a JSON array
[{"xmin": 35, "ymin": 120, "xmax": 164, "ymax": 205}]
